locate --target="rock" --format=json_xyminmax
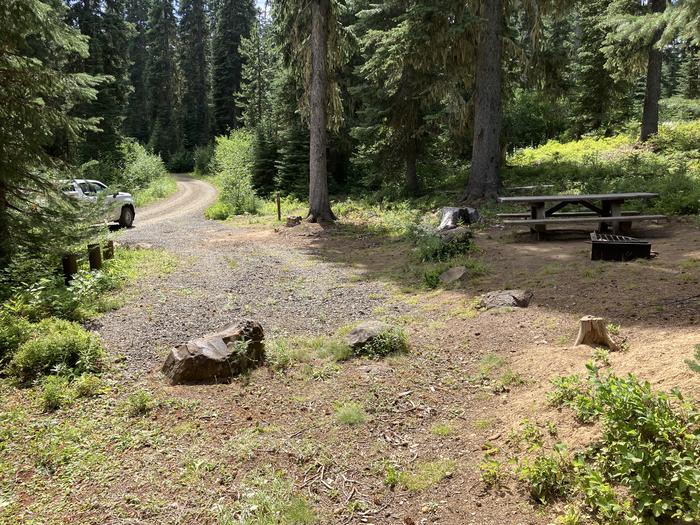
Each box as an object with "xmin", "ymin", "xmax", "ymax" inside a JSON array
[
  {"xmin": 346, "ymin": 321, "xmax": 391, "ymax": 352},
  {"xmin": 162, "ymin": 320, "xmax": 264, "ymax": 385},
  {"xmin": 286, "ymin": 216, "xmax": 303, "ymax": 227},
  {"xmin": 437, "ymin": 207, "xmax": 480, "ymax": 231},
  {"xmin": 439, "ymin": 266, "xmax": 467, "ymax": 284},
  {"xmin": 435, "ymin": 226, "xmax": 472, "ymax": 245},
  {"xmin": 478, "ymin": 290, "xmax": 533, "ymax": 310}
]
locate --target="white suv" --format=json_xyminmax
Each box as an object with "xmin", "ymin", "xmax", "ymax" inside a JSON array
[{"xmin": 62, "ymin": 179, "xmax": 135, "ymax": 228}]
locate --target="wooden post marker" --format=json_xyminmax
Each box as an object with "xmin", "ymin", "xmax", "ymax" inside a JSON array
[
  {"xmin": 62, "ymin": 254, "xmax": 78, "ymax": 285},
  {"xmin": 88, "ymin": 243, "xmax": 102, "ymax": 270},
  {"xmin": 276, "ymin": 192, "xmax": 281, "ymax": 222},
  {"xmin": 103, "ymin": 240, "xmax": 115, "ymax": 260},
  {"xmin": 574, "ymin": 315, "xmax": 619, "ymax": 351}
]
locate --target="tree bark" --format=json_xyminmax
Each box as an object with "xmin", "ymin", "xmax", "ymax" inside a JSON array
[
  {"xmin": 307, "ymin": 0, "xmax": 335, "ymax": 222},
  {"xmin": 462, "ymin": 0, "xmax": 503, "ymax": 202},
  {"xmin": 640, "ymin": 0, "xmax": 666, "ymax": 142},
  {"xmin": 405, "ymin": 142, "xmax": 419, "ymax": 196}
]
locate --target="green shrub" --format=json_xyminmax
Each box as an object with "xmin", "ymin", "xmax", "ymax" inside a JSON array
[
  {"xmin": 204, "ymin": 201, "xmax": 231, "ymax": 221},
  {"xmin": 415, "ymin": 233, "xmax": 470, "ymax": 262},
  {"xmin": 659, "ymin": 97, "xmax": 700, "ymax": 122},
  {"xmin": 73, "ymin": 374, "xmax": 104, "ymax": 398},
  {"xmin": 356, "ymin": 326, "xmax": 409, "ymax": 358},
  {"xmin": 40, "ymin": 375, "xmax": 72, "ymax": 412},
  {"xmin": 133, "ymin": 175, "xmax": 177, "ymax": 207},
  {"xmin": 214, "ymin": 130, "xmax": 258, "ymax": 215},
  {"xmin": 194, "ymin": 144, "xmax": 214, "ymax": 177},
  {"xmin": 8, "ymin": 318, "xmax": 103, "ymax": 381},
  {"xmin": 167, "ymin": 149, "xmax": 193, "ymax": 173},
  {"xmin": 0, "ymin": 312, "xmax": 32, "ymax": 366},
  {"xmin": 542, "ymin": 370, "xmax": 700, "ymax": 523},
  {"xmin": 120, "ymin": 140, "xmax": 168, "ymax": 192},
  {"xmin": 126, "ymin": 389, "xmax": 155, "ymax": 417},
  {"xmin": 423, "ymin": 267, "xmax": 445, "ymax": 289},
  {"xmin": 519, "ymin": 446, "xmax": 572, "ymax": 503}
]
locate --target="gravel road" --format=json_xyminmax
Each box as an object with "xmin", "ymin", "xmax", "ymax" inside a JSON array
[{"xmin": 96, "ymin": 176, "xmax": 397, "ymax": 377}]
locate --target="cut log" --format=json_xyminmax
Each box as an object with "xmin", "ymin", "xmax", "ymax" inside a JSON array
[
  {"xmin": 286, "ymin": 216, "xmax": 303, "ymax": 227},
  {"xmin": 574, "ymin": 316, "xmax": 619, "ymax": 351}
]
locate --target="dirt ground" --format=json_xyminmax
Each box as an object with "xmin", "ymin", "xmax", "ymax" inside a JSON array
[{"xmin": 3, "ymin": 180, "xmax": 698, "ymax": 525}]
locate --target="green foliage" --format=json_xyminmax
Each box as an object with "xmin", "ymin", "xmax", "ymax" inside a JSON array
[
  {"xmin": 124, "ymin": 0, "xmax": 150, "ymax": 143},
  {"xmin": 540, "ymin": 369, "xmax": 700, "ymax": 523},
  {"xmin": 67, "ymin": 0, "xmax": 131, "ymax": 164},
  {"xmin": 126, "ymin": 389, "xmax": 155, "ymax": 417},
  {"xmin": 660, "ymin": 96, "xmax": 700, "ymax": 121},
  {"xmin": 8, "ymin": 318, "xmax": 103, "ymax": 382},
  {"xmin": 333, "ymin": 401, "xmax": 366, "ymax": 425},
  {"xmin": 73, "ymin": 374, "xmax": 104, "ymax": 398},
  {"xmin": 220, "ymin": 468, "xmax": 316, "ymax": 525},
  {"xmin": 507, "ymin": 123, "xmax": 700, "ymax": 215},
  {"xmin": 204, "ymin": 201, "xmax": 233, "ymax": 221},
  {"xmin": 40, "ymin": 375, "xmax": 72, "ymax": 412},
  {"xmin": 179, "ymin": 0, "xmax": 210, "ymax": 150},
  {"xmin": 0, "ymin": 0, "xmax": 102, "ymax": 264},
  {"xmin": 0, "ymin": 312, "xmax": 32, "ymax": 367},
  {"xmin": 413, "ymin": 230, "xmax": 471, "ymax": 263},
  {"xmin": 685, "ymin": 344, "xmax": 700, "ymax": 374},
  {"xmin": 166, "ymin": 150, "xmax": 194, "ymax": 173},
  {"xmin": 397, "ymin": 459, "xmax": 455, "ymax": 491},
  {"xmin": 479, "ymin": 457, "xmax": 506, "ymax": 487},
  {"xmin": 193, "ymin": 144, "xmax": 214, "ymax": 177},
  {"xmin": 146, "ymin": 0, "xmax": 181, "ymax": 161},
  {"xmin": 518, "ymin": 445, "xmax": 572, "ymax": 504},
  {"xmin": 212, "ymin": 0, "xmax": 255, "ymax": 135},
  {"xmin": 133, "ymin": 175, "xmax": 177, "ymax": 207},
  {"xmin": 354, "ymin": 326, "xmax": 409, "ymax": 358},
  {"xmin": 120, "ymin": 140, "xmax": 170, "ymax": 192},
  {"xmin": 214, "ymin": 130, "xmax": 258, "ymax": 215}
]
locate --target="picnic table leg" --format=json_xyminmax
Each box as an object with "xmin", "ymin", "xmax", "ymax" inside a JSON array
[
  {"xmin": 531, "ymin": 203, "xmax": 546, "ymax": 239},
  {"xmin": 608, "ymin": 200, "xmax": 631, "ymax": 234}
]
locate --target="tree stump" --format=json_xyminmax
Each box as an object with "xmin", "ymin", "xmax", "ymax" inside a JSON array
[
  {"xmin": 62, "ymin": 253, "xmax": 78, "ymax": 285},
  {"xmin": 286, "ymin": 216, "xmax": 302, "ymax": 227},
  {"xmin": 574, "ymin": 316, "xmax": 619, "ymax": 351},
  {"xmin": 103, "ymin": 240, "xmax": 115, "ymax": 260}
]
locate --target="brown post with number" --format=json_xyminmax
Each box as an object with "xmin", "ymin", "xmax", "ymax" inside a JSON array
[
  {"xmin": 62, "ymin": 254, "xmax": 78, "ymax": 285},
  {"xmin": 88, "ymin": 243, "xmax": 102, "ymax": 270},
  {"xmin": 103, "ymin": 240, "xmax": 114, "ymax": 260},
  {"xmin": 276, "ymin": 192, "xmax": 281, "ymax": 222}
]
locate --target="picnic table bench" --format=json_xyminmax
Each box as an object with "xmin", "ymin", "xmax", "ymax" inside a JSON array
[{"xmin": 497, "ymin": 192, "xmax": 666, "ymax": 237}]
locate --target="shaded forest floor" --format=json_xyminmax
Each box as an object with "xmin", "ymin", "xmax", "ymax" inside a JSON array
[{"xmin": 1, "ymin": 181, "xmax": 699, "ymax": 524}]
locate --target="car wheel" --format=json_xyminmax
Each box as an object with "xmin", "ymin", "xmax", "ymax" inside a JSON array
[{"xmin": 119, "ymin": 206, "xmax": 134, "ymax": 228}]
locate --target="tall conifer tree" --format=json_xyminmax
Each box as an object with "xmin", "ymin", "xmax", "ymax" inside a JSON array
[
  {"xmin": 212, "ymin": 0, "xmax": 255, "ymax": 134},
  {"xmin": 146, "ymin": 0, "xmax": 180, "ymax": 160},
  {"xmin": 179, "ymin": 0, "xmax": 210, "ymax": 149},
  {"xmin": 67, "ymin": 0, "xmax": 131, "ymax": 163},
  {"xmin": 124, "ymin": 0, "xmax": 149, "ymax": 143}
]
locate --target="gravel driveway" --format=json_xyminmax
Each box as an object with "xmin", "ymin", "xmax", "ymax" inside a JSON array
[{"xmin": 96, "ymin": 176, "xmax": 397, "ymax": 377}]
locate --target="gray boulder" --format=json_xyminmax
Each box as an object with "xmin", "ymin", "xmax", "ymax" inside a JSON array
[
  {"xmin": 437, "ymin": 207, "xmax": 480, "ymax": 231},
  {"xmin": 162, "ymin": 320, "xmax": 264, "ymax": 385},
  {"xmin": 346, "ymin": 321, "xmax": 391, "ymax": 352},
  {"xmin": 478, "ymin": 290, "xmax": 533, "ymax": 310},
  {"xmin": 439, "ymin": 266, "xmax": 467, "ymax": 284}
]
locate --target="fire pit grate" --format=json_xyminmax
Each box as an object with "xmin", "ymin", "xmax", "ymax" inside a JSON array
[{"xmin": 590, "ymin": 232, "xmax": 651, "ymax": 261}]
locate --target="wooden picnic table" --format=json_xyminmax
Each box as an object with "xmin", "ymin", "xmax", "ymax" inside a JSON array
[{"xmin": 497, "ymin": 192, "xmax": 665, "ymax": 237}]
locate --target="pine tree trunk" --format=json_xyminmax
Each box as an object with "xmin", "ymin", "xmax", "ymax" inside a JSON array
[
  {"xmin": 462, "ymin": 0, "xmax": 503, "ymax": 202},
  {"xmin": 307, "ymin": 0, "xmax": 335, "ymax": 222},
  {"xmin": 0, "ymin": 183, "xmax": 8, "ymax": 265},
  {"xmin": 405, "ymin": 143, "xmax": 419, "ymax": 196},
  {"xmin": 640, "ymin": 0, "xmax": 666, "ymax": 142}
]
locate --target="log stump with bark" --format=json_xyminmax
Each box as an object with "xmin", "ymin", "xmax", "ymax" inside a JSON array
[{"xmin": 574, "ymin": 316, "xmax": 619, "ymax": 351}]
